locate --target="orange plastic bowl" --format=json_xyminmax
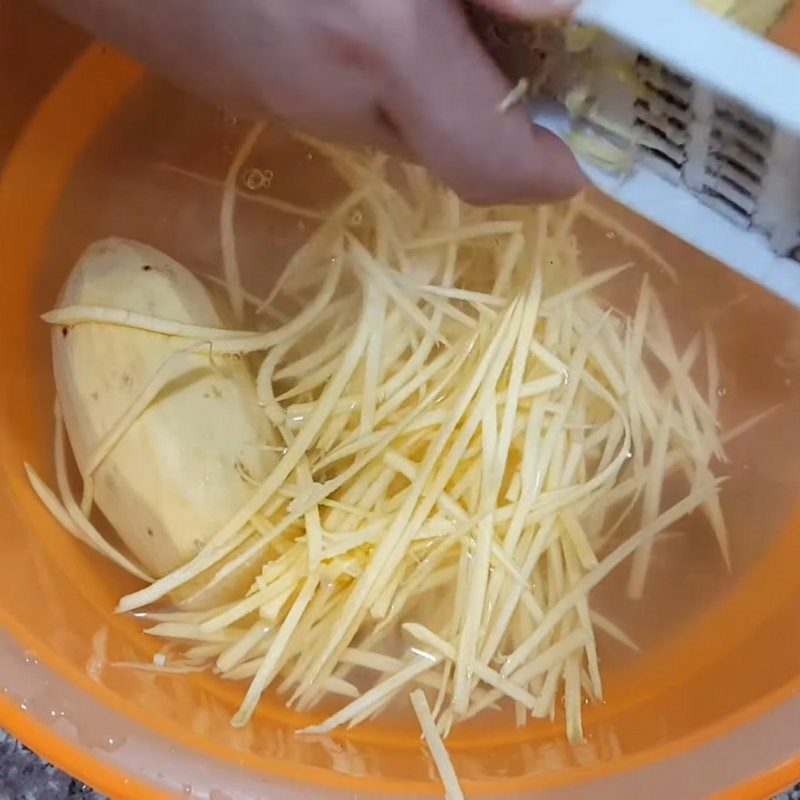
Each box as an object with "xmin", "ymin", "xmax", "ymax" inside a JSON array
[{"xmin": 2, "ymin": 3, "xmax": 800, "ymax": 798}]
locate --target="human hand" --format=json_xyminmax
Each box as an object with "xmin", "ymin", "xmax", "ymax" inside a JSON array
[{"xmin": 43, "ymin": 0, "xmax": 585, "ymax": 204}]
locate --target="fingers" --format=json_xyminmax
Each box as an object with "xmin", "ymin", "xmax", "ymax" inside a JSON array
[
  {"xmin": 274, "ymin": 86, "xmax": 408, "ymax": 158},
  {"xmin": 379, "ymin": 0, "xmax": 586, "ymax": 204},
  {"xmin": 474, "ymin": 0, "xmax": 578, "ymax": 20}
]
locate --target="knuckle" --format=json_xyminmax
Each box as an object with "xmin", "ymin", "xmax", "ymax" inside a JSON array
[
  {"xmin": 314, "ymin": 2, "xmax": 397, "ymax": 74},
  {"xmin": 443, "ymin": 173, "xmax": 500, "ymax": 206},
  {"xmin": 458, "ymin": 187, "xmax": 506, "ymax": 207},
  {"xmin": 439, "ymin": 159, "xmax": 514, "ymax": 205},
  {"xmin": 448, "ymin": 170, "xmax": 535, "ymax": 206}
]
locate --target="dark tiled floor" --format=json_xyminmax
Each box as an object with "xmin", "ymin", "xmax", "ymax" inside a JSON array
[{"xmin": 0, "ymin": 730, "xmax": 103, "ymax": 800}]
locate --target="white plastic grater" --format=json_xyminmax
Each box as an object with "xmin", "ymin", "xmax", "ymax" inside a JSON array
[{"xmin": 530, "ymin": 0, "xmax": 800, "ymax": 306}]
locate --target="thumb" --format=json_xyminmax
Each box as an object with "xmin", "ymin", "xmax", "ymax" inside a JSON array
[
  {"xmin": 474, "ymin": 0, "xmax": 578, "ymax": 20},
  {"xmin": 382, "ymin": 0, "xmax": 586, "ymax": 204}
]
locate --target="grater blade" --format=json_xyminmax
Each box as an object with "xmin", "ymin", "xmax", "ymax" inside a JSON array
[{"xmin": 479, "ymin": 0, "xmax": 800, "ymax": 306}]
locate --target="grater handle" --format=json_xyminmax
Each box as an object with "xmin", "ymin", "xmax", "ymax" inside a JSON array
[
  {"xmin": 528, "ymin": 102, "xmax": 800, "ymax": 307},
  {"xmin": 574, "ymin": 0, "xmax": 800, "ymax": 136}
]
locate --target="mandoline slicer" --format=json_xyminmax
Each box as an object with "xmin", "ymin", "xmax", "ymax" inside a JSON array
[{"xmin": 531, "ymin": 0, "xmax": 800, "ymax": 306}]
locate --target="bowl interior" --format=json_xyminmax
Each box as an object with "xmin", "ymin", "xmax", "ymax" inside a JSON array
[{"xmin": 1, "ymin": 6, "xmax": 800, "ymax": 799}]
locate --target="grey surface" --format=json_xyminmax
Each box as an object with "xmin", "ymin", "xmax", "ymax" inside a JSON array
[
  {"xmin": 0, "ymin": 729, "xmax": 104, "ymax": 799},
  {"xmin": 0, "ymin": 727, "xmax": 797, "ymax": 799}
]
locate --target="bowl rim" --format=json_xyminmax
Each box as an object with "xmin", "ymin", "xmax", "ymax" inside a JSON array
[{"xmin": 1, "ymin": 37, "xmax": 799, "ymax": 800}]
